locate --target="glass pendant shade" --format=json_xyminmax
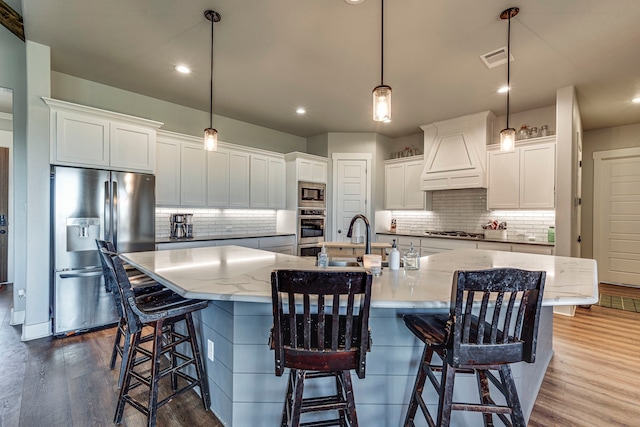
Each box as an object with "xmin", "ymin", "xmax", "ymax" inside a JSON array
[
  {"xmin": 500, "ymin": 127, "xmax": 516, "ymax": 152},
  {"xmin": 373, "ymin": 85, "xmax": 392, "ymax": 122},
  {"xmin": 204, "ymin": 127, "xmax": 218, "ymax": 151}
]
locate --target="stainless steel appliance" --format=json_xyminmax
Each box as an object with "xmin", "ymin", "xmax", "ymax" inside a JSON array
[
  {"xmin": 298, "ymin": 181, "xmax": 326, "ymax": 208},
  {"xmin": 51, "ymin": 166, "xmax": 156, "ymax": 336},
  {"xmin": 297, "ymin": 208, "xmax": 325, "ymax": 256},
  {"xmin": 170, "ymin": 213, "xmax": 193, "ymax": 239}
]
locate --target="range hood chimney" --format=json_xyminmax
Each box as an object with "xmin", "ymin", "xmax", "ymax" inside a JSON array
[{"xmin": 420, "ymin": 111, "xmax": 495, "ymax": 191}]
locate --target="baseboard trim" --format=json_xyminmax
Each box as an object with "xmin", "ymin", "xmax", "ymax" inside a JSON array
[
  {"xmin": 10, "ymin": 308, "xmax": 25, "ymax": 325},
  {"xmin": 21, "ymin": 320, "xmax": 51, "ymax": 341}
]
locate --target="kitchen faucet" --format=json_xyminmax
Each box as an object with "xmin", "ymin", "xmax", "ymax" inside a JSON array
[{"xmin": 346, "ymin": 214, "xmax": 371, "ymax": 255}]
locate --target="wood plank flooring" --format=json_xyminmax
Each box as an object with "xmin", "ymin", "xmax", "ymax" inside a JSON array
[
  {"xmin": 0, "ymin": 284, "xmax": 223, "ymax": 427},
  {"xmin": 1, "ymin": 282, "xmax": 639, "ymax": 426}
]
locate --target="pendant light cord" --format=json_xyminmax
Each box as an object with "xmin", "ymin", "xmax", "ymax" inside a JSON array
[
  {"xmin": 209, "ymin": 16, "xmax": 214, "ymax": 128},
  {"xmin": 380, "ymin": 0, "xmax": 384, "ymax": 86},
  {"xmin": 506, "ymin": 11, "xmax": 511, "ymax": 129}
]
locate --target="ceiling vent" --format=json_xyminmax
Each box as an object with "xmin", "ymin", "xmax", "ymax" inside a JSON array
[{"xmin": 480, "ymin": 46, "xmax": 514, "ymax": 69}]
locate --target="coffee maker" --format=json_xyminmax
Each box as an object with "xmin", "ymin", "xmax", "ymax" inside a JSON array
[{"xmin": 170, "ymin": 213, "xmax": 193, "ymax": 239}]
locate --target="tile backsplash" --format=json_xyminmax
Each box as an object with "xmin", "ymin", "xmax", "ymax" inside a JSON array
[
  {"xmin": 389, "ymin": 188, "xmax": 555, "ymax": 242},
  {"xmin": 155, "ymin": 208, "xmax": 277, "ymax": 239}
]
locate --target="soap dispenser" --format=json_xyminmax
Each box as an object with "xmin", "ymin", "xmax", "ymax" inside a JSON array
[
  {"xmin": 389, "ymin": 239, "xmax": 400, "ymax": 270},
  {"xmin": 317, "ymin": 245, "xmax": 329, "ymax": 268}
]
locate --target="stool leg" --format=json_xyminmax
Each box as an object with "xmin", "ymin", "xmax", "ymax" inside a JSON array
[
  {"xmin": 342, "ymin": 370, "xmax": 358, "ymax": 427},
  {"xmin": 436, "ymin": 362, "xmax": 456, "ymax": 427},
  {"xmin": 114, "ymin": 329, "xmax": 141, "ymax": 425},
  {"xmin": 185, "ymin": 313, "xmax": 211, "ymax": 409},
  {"xmin": 289, "ymin": 369, "xmax": 306, "ymax": 427},
  {"xmin": 169, "ymin": 322, "xmax": 179, "ymax": 392},
  {"xmin": 110, "ymin": 318, "xmax": 124, "ymax": 369},
  {"xmin": 404, "ymin": 345, "xmax": 434, "ymax": 426},
  {"xmin": 117, "ymin": 322, "xmax": 133, "ymax": 389},
  {"xmin": 281, "ymin": 369, "xmax": 295, "ymax": 427},
  {"xmin": 147, "ymin": 320, "xmax": 164, "ymax": 427},
  {"xmin": 499, "ymin": 365, "xmax": 526, "ymax": 427},
  {"xmin": 333, "ymin": 372, "xmax": 347, "ymax": 426},
  {"xmin": 475, "ymin": 370, "xmax": 495, "ymax": 427}
]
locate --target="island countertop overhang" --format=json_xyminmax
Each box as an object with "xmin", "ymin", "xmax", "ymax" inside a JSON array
[{"xmin": 120, "ymin": 246, "xmax": 598, "ymax": 308}]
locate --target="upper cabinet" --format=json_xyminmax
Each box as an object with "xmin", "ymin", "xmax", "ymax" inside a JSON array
[
  {"xmin": 286, "ymin": 152, "xmax": 328, "ymax": 184},
  {"xmin": 156, "ymin": 130, "xmax": 285, "ymax": 209},
  {"xmin": 487, "ymin": 137, "xmax": 556, "ymax": 210},
  {"xmin": 43, "ymin": 97, "xmax": 163, "ymax": 173},
  {"xmin": 420, "ymin": 111, "xmax": 495, "ymax": 191},
  {"xmin": 384, "ymin": 156, "xmax": 430, "ymax": 210}
]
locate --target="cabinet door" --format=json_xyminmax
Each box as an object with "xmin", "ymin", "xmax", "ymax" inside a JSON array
[
  {"xmin": 520, "ymin": 143, "xmax": 555, "ymax": 209},
  {"xmin": 404, "ymin": 160, "xmax": 425, "ymax": 209},
  {"xmin": 487, "ymin": 150, "xmax": 519, "ymax": 209},
  {"xmin": 268, "ymin": 157, "xmax": 286, "ymax": 209},
  {"xmin": 155, "ymin": 138, "xmax": 181, "ymax": 205},
  {"xmin": 229, "ymin": 151, "xmax": 250, "ymax": 208},
  {"xmin": 311, "ymin": 161, "xmax": 327, "ymax": 183},
  {"xmin": 54, "ymin": 110, "xmax": 110, "ymax": 167},
  {"xmin": 109, "ymin": 122, "xmax": 155, "ymax": 172},
  {"xmin": 180, "ymin": 143, "xmax": 207, "ymax": 206},
  {"xmin": 297, "ymin": 158, "xmax": 313, "ymax": 182},
  {"xmin": 384, "ymin": 163, "xmax": 405, "ymax": 209},
  {"xmin": 250, "ymin": 155, "xmax": 269, "ymax": 208},
  {"xmin": 207, "ymin": 149, "xmax": 230, "ymax": 207}
]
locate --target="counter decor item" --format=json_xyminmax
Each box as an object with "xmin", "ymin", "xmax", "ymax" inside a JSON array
[
  {"xmin": 390, "ymin": 218, "xmax": 397, "ymax": 233},
  {"xmin": 517, "ymin": 124, "xmax": 530, "ymax": 140},
  {"xmin": 363, "ymin": 254, "xmax": 382, "ymax": 275},
  {"xmin": 548, "ymin": 226, "xmax": 555, "ymax": 243},
  {"xmin": 403, "ymin": 242, "xmax": 420, "ymax": 270},
  {"xmin": 389, "ymin": 239, "xmax": 400, "ymax": 270},
  {"xmin": 317, "ymin": 245, "xmax": 328, "ymax": 267}
]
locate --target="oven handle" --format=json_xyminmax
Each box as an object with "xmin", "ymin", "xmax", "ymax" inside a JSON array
[{"xmin": 299, "ymin": 215, "xmax": 326, "ymax": 220}]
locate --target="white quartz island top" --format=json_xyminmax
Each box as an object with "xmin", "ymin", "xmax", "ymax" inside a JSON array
[{"xmin": 121, "ymin": 246, "xmax": 598, "ymax": 308}]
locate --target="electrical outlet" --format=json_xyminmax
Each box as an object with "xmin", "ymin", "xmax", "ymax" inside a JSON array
[{"xmin": 207, "ymin": 339, "xmax": 214, "ymax": 361}]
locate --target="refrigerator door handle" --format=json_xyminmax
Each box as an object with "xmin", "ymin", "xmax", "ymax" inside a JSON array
[
  {"xmin": 59, "ymin": 269, "xmax": 104, "ymax": 279},
  {"xmin": 104, "ymin": 180, "xmax": 111, "ymax": 241},
  {"xmin": 112, "ymin": 181, "xmax": 118, "ymax": 248}
]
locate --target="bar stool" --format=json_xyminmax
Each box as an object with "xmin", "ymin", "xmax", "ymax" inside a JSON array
[
  {"xmin": 103, "ymin": 251, "xmax": 211, "ymax": 427},
  {"xmin": 96, "ymin": 240, "xmax": 168, "ymax": 388},
  {"xmin": 402, "ymin": 268, "xmax": 546, "ymax": 427},
  {"xmin": 269, "ymin": 269, "xmax": 373, "ymax": 427}
]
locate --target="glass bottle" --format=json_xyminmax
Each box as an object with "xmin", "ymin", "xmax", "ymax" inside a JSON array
[{"xmin": 403, "ymin": 242, "xmax": 420, "ymax": 270}]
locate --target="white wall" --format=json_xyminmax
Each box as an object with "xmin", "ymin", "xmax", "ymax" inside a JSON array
[
  {"xmin": 493, "ymin": 105, "xmax": 557, "ymax": 145},
  {"xmin": 52, "ymin": 72, "xmax": 307, "ymax": 154}
]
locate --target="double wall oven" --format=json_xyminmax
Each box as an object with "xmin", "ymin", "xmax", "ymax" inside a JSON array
[{"xmin": 297, "ymin": 182, "xmax": 326, "ymax": 257}]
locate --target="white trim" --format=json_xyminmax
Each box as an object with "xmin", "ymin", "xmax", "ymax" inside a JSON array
[
  {"xmin": 331, "ymin": 153, "xmax": 372, "ymax": 241},
  {"xmin": 593, "ymin": 146, "xmax": 640, "ymax": 160},
  {"xmin": 10, "ymin": 308, "xmax": 24, "ymax": 325},
  {"xmin": 21, "ymin": 320, "xmax": 52, "ymax": 341},
  {"xmin": 0, "ymin": 131, "xmax": 13, "ymax": 284}
]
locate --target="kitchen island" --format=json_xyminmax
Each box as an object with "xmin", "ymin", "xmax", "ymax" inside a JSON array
[{"xmin": 121, "ymin": 246, "xmax": 597, "ymax": 427}]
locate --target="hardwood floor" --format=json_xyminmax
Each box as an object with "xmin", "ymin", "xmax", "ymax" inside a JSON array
[
  {"xmin": 0, "ymin": 284, "xmax": 223, "ymax": 427},
  {"xmin": 2, "ymin": 282, "xmax": 639, "ymax": 426}
]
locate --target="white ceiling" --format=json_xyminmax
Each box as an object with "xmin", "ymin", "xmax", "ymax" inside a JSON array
[{"xmin": 16, "ymin": 0, "xmax": 640, "ymax": 138}]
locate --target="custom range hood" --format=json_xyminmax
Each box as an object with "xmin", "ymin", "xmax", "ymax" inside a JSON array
[{"xmin": 420, "ymin": 111, "xmax": 496, "ymax": 191}]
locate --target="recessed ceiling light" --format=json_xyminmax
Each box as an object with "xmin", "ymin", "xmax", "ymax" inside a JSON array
[
  {"xmin": 633, "ymin": 97, "xmax": 640, "ymax": 104},
  {"xmin": 175, "ymin": 65, "xmax": 191, "ymax": 74},
  {"xmin": 296, "ymin": 107, "xmax": 306, "ymax": 115},
  {"xmin": 497, "ymin": 85, "xmax": 510, "ymax": 94},
  {"xmin": 345, "ymin": 0, "xmax": 365, "ymax": 4}
]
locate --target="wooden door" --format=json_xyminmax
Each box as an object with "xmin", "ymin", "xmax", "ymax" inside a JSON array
[
  {"xmin": 333, "ymin": 157, "xmax": 368, "ymax": 242},
  {"xmin": 594, "ymin": 147, "xmax": 640, "ymax": 286}
]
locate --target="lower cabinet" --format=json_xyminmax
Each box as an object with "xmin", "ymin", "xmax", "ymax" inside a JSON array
[{"xmin": 156, "ymin": 235, "xmax": 295, "ymax": 254}]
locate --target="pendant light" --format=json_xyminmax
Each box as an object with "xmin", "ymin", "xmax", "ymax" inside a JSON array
[
  {"xmin": 499, "ymin": 7, "xmax": 519, "ymax": 152},
  {"xmin": 373, "ymin": 0, "xmax": 391, "ymax": 122},
  {"xmin": 204, "ymin": 10, "xmax": 221, "ymax": 151}
]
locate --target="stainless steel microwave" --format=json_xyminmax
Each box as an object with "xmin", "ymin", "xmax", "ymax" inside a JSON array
[{"xmin": 298, "ymin": 181, "xmax": 326, "ymax": 208}]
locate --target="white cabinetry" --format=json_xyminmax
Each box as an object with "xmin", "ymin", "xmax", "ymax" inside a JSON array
[
  {"xmin": 285, "ymin": 152, "xmax": 330, "ymax": 209},
  {"xmin": 229, "ymin": 151, "xmax": 250, "ymax": 208},
  {"xmin": 487, "ymin": 138, "xmax": 556, "ymax": 210},
  {"xmin": 156, "ymin": 136, "xmax": 181, "ymax": 205},
  {"xmin": 207, "ymin": 149, "xmax": 231, "ymax": 207},
  {"xmin": 180, "ymin": 142, "xmax": 207, "ymax": 206},
  {"xmin": 155, "ymin": 235, "xmax": 295, "ymax": 254},
  {"xmin": 249, "ymin": 155, "xmax": 285, "ymax": 209},
  {"xmin": 384, "ymin": 156, "xmax": 428, "ymax": 210},
  {"xmin": 43, "ymin": 97, "xmax": 162, "ymax": 173},
  {"xmin": 296, "ymin": 156, "xmax": 327, "ymax": 183}
]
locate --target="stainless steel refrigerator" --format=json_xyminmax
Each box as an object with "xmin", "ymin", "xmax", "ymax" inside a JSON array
[{"xmin": 51, "ymin": 165, "xmax": 155, "ymax": 336}]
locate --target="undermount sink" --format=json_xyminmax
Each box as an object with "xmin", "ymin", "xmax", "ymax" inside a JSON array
[{"xmin": 327, "ymin": 260, "xmax": 361, "ymax": 267}]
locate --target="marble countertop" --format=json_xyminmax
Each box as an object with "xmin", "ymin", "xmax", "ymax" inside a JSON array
[
  {"xmin": 319, "ymin": 242, "xmax": 392, "ymax": 248},
  {"xmin": 377, "ymin": 231, "xmax": 555, "ymax": 247},
  {"xmin": 121, "ymin": 246, "xmax": 597, "ymax": 309},
  {"xmin": 155, "ymin": 232, "xmax": 295, "ymax": 244}
]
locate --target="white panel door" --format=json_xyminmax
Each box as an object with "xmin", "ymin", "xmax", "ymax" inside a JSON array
[
  {"xmin": 487, "ymin": 150, "xmax": 519, "ymax": 209},
  {"xmin": 54, "ymin": 110, "xmax": 110, "ymax": 167},
  {"xmin": 180, "ymin": 143, "xmax": 207, "ymax": 206},
  {"xmin": 109, "ymin": 122, "xmax": 155, "ymax": 172},
  {"xmin": 334, "ymin": 159, "xmax": 368, "ymax": 242},
  {"xmin": 384, "ymin": 163, "xmax": 405, "ymax": 210},
  {"xmin": 229, "ymin": 151, "xmax": 250, "ymax": 208},
  {"xmin": 594, "ymin": 147, "xmax": 640, "ymax": 286},
  {"xmin": 155, "ymin": 138, "xmax": 181, "ymax": 205},
  {"xmin": 268, "ymin": 157, "xmax": 286, "ymax": 209},
  {"xmin": 250, "ymin": 155, "xmax": 269, "ymax": 208},
  {"xmin": 207, "ymin": 149, "xmax": 230, "ymax": 207},
  {"xmin": 519, "ymin": 142, "xmax": 555, "ymax": 209}
]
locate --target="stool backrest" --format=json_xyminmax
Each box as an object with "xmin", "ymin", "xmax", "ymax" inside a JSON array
[
  {"xmin": 97, "ymin": 246, "xmax": 143, "ymax": 334},
  {"xmin": 271, "ymin": 270, "xmax": 373, "ymax": 379},
  {"xmin": 448, "ymin": 268, "xmax": 546, "ymax": 367}
]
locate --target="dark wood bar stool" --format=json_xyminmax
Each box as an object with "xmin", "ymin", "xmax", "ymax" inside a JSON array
[
  {"xmin": 269, "ymin": 269, "xmax": 373, "ymax": 427},
  {"xmin": 96, "ymin": 239, "xmax": 168, "ymax": 388},
  {"xmin": 103, "ymin": 251, "xmax": 211, "ymax": 427},
  {"xmin": 403, "ymin": 268, "xmax": 546, "ymax": 427}
]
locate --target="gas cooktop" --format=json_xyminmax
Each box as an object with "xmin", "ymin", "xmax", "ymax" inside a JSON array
[{"xmin": 424, "ymin": 230, "xmax": 485, "ymax": 239}]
